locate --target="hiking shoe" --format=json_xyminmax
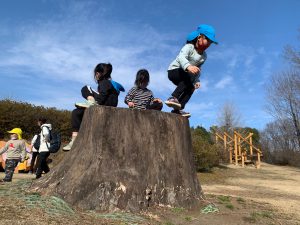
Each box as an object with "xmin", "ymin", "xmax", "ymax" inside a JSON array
[
  {"xmin": 63, "ymin": 140, "xmax": 74, "ymax": 151},
  {"xmin": 165, "ymin": 97, "xmax": 181, "ymax": 110},
  {"xmin": 75, "ymin": 99, "xmax": 98, "ymax": 108},
  {"xmin": 171, "ymin": 109, "xmax": 191, "ymax": 118}
]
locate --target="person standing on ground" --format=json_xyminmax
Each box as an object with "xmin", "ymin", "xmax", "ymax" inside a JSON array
[
  {"xmin": 29, "ymin": 134, "xmax": 39, "ymax": 174},
  {"xmin": 165, "ymin": 24, "xmax": 218, "ymax": 117},
  {"xmin": 0, "ymin": 128, "xmax": 26, "ymax": 182},
  {"xmin": 35, "ymin": 118, "xmax": 51, "ymax": 179}
]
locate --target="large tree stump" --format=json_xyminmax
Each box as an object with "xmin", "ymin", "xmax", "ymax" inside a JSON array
[{"xmin": 32, "ymin": 106, "xmax": 202, "ymax": 212}]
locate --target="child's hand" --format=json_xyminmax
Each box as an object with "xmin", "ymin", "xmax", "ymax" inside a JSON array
[
  {"xmin": 194, "ymin": 82, "xmax": 201, "ymax": 89},
  {"xmin": 153, "ymin": 98, "xmax": 162, "ymax": 103},
  {"xmin": 187, "ymin": 65, "xmax": 200, "ymax": 75},
  {"xmin": 128, "ymin": 102, "xmax": 135, "ymax": 108}
]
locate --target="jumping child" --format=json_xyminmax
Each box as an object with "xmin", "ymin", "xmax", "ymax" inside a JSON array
[
  {"xmin": 63, "ymin": 63, "xmax": 124, "ymax": 151},
  {"xmin": 0, "ymin": 128, "xmax": 26, "ymax": 182},
  {"xmin": 125, "ymin": 69, "xmax": 163, "ymax": 110},
  {"xmin": 165, "ymin": 24, "xmax": 218, "ymax": 117}
]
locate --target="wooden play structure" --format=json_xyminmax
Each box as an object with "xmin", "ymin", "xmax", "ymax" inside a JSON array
[{"xmin": 214, "ymin": 130, "xmax": 262, "ymax": 168}]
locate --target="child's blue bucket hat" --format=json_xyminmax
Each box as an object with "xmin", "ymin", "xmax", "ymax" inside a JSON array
[{"xmin": 187, "ymin": 24, "xmax": 218, "ymax": 44}]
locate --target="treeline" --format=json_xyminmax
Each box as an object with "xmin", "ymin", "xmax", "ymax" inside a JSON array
[
  {"xmin": 261, "ymin": 30, "xmax": 300, "ymax": 167},
  {"xmin": 0, "ymin": 99, "xmax": 72, "ymax": 141}
]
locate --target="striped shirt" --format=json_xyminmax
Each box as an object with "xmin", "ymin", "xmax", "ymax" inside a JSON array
[{"xmin": 124, "ymin": 86, "xmax": 154, "ymax": 110}]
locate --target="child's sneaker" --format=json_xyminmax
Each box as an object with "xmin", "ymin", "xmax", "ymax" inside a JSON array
[
  {"xmin": 63, "ymin": 139, "xmax": 74, "ymax": 151},
  {"xmin": 75, "ymin": 99, "xmax": 98, "ymax": 108},
  {"xmin": 171, "ymin": 109, "xmax": 191, "ymax": 118},
  {"xmin": 179, "ymin": 110, "xmax": 191, "ymax": 118},
  {"xmin": 165, "ymin": 97, "xmax": 181, "ymax": 110}
]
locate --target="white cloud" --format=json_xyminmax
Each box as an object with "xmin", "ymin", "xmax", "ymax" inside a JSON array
[
  {"xmin": 199, "ymin": 79, "xmax": 209, "ymax": 92},
  {"xmin": 0, "ymin": 1, "xmax": 175, "ymax": 96},
  {"xmin": 215, "ymin": 75, "xmax": 233, "ymax": 89}
]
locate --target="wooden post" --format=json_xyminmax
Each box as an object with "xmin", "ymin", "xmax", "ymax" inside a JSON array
[
  {"xmin": 234, "ymin": 133, "xmax": 238, "ymax": 165},
  {"xmin": 249, "ymin": 133, "xmax": 253, "ymax": 156},
  {"xmin": 244, "ymin": 149, "xmax": 248, "ymax": 161},
  {"xmin": 238, "ymin": 136, "xmax": 242, "ymax": 156},
  {"xmin": 224, "ymin": 134, "xmax": 228, "ymax": 162},
  {"xmin": 229, "ymin": 147, "xmax": 233, "ymax": 164},
  {"xmin": 241, "ymin": 152, "xmax": 245, "ymax": 168},
  {"xmin": 256, "ymin": 152, "xmax": 261, "ymax": 169}
]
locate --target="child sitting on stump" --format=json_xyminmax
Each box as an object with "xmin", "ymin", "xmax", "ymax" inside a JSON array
[
  {"xmin": 125, "ymin": 69, "xmax": 163, "ymax": 111},
  {"xmin": 63, "ymin": 63, "xmax": 124, "ymax": 151}
]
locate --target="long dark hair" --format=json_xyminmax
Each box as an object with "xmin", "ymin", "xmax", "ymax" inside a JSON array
[
  {"xmin": 186, "ymin": 36, "xmax": 198, "ymax": 45},
  {"xmin": 94, "ymin": 63, "xmax": 113, "ymax": 83},
  {"xmin": 38, "ymin": 118, "xmax": 47, "ymax": 125},
  {"xmin": 135, "ymin": 69, "xmax": 149, "ymax": 88}
]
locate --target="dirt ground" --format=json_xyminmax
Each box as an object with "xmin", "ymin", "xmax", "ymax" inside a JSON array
[
  {"xmin": 201, "ymin": 162, "xmax": 300, "ymax": 225},
  {"xmin": 0, "ymin": 162, "xmax": 299, "ymax": 225}
]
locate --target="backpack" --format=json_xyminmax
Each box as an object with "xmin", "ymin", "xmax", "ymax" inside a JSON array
[
  {"xmin": 43, "ymin": 127, "xmax": 61, "ymax": 153},
  {"xmin": 33, "ymin": 134, "xmax": 41, "ymax": 150}
]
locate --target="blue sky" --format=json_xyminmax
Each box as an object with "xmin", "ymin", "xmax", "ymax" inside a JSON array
[{"xmin": 0, "ymin": 0, "xmax": 299, "ymax": 130}]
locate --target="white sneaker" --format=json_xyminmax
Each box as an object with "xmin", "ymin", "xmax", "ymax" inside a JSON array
[
  {"xmin": 75, "ymin": 99, "xmax": 98, "ymax": 108},
  {"xmin": 165, "ymin": 97, "xmax": 181, "ymax": 110},
  {"xmin": 63, "ymin": 140, "xmax": 74, "ymax": 151}
]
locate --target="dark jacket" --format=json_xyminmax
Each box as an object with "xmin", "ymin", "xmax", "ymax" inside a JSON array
[{"xmin": 96, "ymin": 79, "xmax": 119, "ymax": 107}]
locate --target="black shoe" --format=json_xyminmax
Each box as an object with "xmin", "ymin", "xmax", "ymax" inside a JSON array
[
  {"xmin": 2, "ymin": 179, "xmax": 11, "ymax": 182},
  {"xmin": 171, "ymin": 109, "xmax": 180, "ymax": 114}
]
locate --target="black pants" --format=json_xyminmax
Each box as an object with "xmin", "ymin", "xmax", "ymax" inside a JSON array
[
  {"xmin": 35, "ymin": 152, "xmax": 50, "ymax": 178},
  {"xmin": 147, "ymin": 101, "xmax": 163, "ymax": 111},
  {"xmin": 168, "ymin": 68, "xmax": 195, "ymax": 109},
  {"xmin": 3, "ymin": 159, "xmax": 19, "ymax": 181},
  {"xmin": 30, "ymin": 152, "xmax": 38, "ymax": 173},
  {"xmin": 72, "ymin": 108, "xmax": 85, "ymax": 132},
  {"xmin": 71, "ymin": 85, "xmax": 98, "ymax": 132}
]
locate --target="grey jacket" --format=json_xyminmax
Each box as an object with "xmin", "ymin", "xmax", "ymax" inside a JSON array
[
  {"xmin": 0, "ymin": 139, "xmax": 26, "ymax": 161},
  {"xmin": 168, "ymin": 43, "xmax": 207, "ymax": 83}
]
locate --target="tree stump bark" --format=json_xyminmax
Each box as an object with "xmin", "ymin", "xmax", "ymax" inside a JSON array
[{"xmin": 32, "ymin": 106, "xmax": 202, "ymax": 212}]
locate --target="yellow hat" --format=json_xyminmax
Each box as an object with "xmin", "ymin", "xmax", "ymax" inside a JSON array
[{"xmin": 7, "ymin": 128, "xmax": 23, "ymax": 140}]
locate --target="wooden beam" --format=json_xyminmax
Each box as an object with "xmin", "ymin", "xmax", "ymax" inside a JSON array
[
  {"xmin": 249, "ymin": 133, "xmax": 253, "ymax": 156},
  {"xmin": 234, "ymin": 131, "xmax": 262, "ymax": 154},
  {"xmin": 234, "ymin": 133, "xmax": 238, "ymax": 165}
]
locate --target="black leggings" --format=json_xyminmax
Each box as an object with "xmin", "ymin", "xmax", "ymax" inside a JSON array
[
  {"xmin": 71, "ymin": 86, "xmax": 97, "ymax": 132},
  {"xmin": 168, "ymin": 68, "xmax": 195, "ymax": 109},
  {"xmin": 30, "ymin": 152, "xmax": 38, "ymax": 173},
  {"xmin": 36, "ymin": 152, "xmax": 50, "ymax": 178},
  {"xmin": 72, "ymin": 108, "xmax": 85, "ymax": 132}
]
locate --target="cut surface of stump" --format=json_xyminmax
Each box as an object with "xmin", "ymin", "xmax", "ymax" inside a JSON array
[{"xmin": 32, "ymin": 106, "xmax": 202, "ymax": 212}]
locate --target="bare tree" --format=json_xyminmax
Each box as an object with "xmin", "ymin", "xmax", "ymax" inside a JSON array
[
  {"xmin": 261, "ymin": 119, "xmax": 300, "ymax": 166},
  {"xmin": 284, "ymin": 28, "xmax": 300, "ymax": 69},
  {"xmin": 217, "ymin": 101, "xmax": 242, "ymax": 133},
  {"xmin": 284, "ymin": 45, "xmax": 300, "ymax": 69},
  {"xmin": 266, "ymin": 70, "xmax": 300, "ymax": 149}
]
